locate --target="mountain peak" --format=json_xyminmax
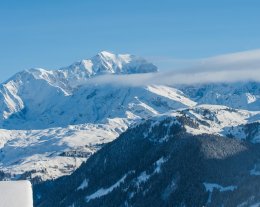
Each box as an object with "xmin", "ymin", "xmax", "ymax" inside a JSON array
[
  {"xmin": 2, "ymin": 51, "xmax": 159, "ymax": 102},
  {"xmin": 62, "ymin": 51, "xmax": 158, "ymax": 76},
  {"xmin": 97, "ymin": 50, "xmax": 116, "ymax": 58},
  {"xmin": 96, "ymin": 51, "xmax": 131, "ymax": 65}
]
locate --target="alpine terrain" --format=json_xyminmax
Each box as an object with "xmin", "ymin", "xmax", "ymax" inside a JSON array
[{"xmin": 0, "ymin": 51, "xmax": 259, "ymax": 206}]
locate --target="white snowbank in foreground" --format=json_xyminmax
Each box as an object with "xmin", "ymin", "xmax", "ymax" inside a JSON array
[{"xmin": 0, "ymin": 181, "xmax": 33, "ymax": 207}]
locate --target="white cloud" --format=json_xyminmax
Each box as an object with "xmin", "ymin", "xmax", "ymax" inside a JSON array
[{"xmin": 86, "ymin": 49, "xmax": 260, "ymax": 86}]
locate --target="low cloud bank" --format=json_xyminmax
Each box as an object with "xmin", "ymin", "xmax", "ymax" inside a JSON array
[{"xmin": 87, "ymin": 49, "xmax": 260, "ymax": 86}]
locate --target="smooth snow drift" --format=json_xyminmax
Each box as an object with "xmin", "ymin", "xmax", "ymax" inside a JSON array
[{"xmin": 0, "ymin": 181, "xmax": 33, "ymax": 207}]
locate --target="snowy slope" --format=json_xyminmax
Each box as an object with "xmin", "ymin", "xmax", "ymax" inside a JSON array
[
  {"xmin": 138, "ymin": 104, "xmax": 260, "ymax": 143},
  {"xmin": 1, "ymin": 84, "xmax": 196, "ymax": 130},
  {"xmin": 0, "ymin": 120, "xmax": 128, "ymax": 182},
  {"xmin": 179, "ymin": 81, "xmax": 260, "ymax": 111},
  {"xmin": 34, "ymin": 112, "xmax": 260, "ymax": 207},
  {"xmin": 1, "ymin": 105, "xmax": 258, "ymax": 183},
  {"xmin": 0, "ymin": 82, "xmax": 195, "ymax": 182}
]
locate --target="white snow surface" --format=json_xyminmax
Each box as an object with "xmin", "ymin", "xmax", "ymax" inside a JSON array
[
  {"xmin": 177, "ymin": 105, "xmax": 259, "ymax": 140},
  {"xmin": 136, "ymin": 172, "xmax": 151, "ymax": 185},
  {"xmin": 77, "ymin": 179, "xmax": 89, "ymax": 191},
  {"xmin": 0, "ymin": 181, "xmax": 33, "ymax": 207},
  {"xmin": 85, "ymin": 173, "xmax": 128, "ymax": 202},
  {"xmin": 250, "ymin": 164, "xmax": 260, "ymax": 176},
  {"xmin": 154, "ymin": 157, "xmax": 167, "ymax": 173},
  {"xmin": 250, "ymin": 202, "xmax": 260, "ymax": 207},
  {"xmin": 179, "ymin": 82, "xmax": 260, "ymax": 111},
  {"xmin": 203, "ymin": 182, "xmax": 237, "ymax": 192},
  {"xmin": 135, "ymin": 157, "xmax": 167, "ymax": 187},
  {"xmin": 203, "ymin": 182, "xmax": 237, "ymax": 204},
  {"xmin": 142, "ymin": 104, "xmax": 260, "ymax": 142},
  {"xmin": 0, "ymin": 121, "xmax": 128, "ymax": 181}
]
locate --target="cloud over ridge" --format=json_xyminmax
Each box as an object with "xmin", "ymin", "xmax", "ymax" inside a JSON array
[{"xmin": 85, "ymin": 49, "xmax": 260, "ymax": 86}]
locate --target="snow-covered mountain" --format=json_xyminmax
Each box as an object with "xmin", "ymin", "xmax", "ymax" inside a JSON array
[
  {"xmin": 179, "ymin": 81, "xmax": 260, "ymax": 111},
  {"xmin": 0, "ymin": 51, "xmax": 196, "ymax": 182},
  {"xmin": 34, "ymin": 109, "xmax": 260, "ymax": 207},
  {"xmin": 140, "ymin": 104, "xmax": 260, "ymax": 143},
  {"xmin": 1, "ymin": 83, "xmax": 196, "ymax": 130},
  {"xmin": 0, "ymin": 51, "xmax": 259, "ymax": 188},
  {"xmin": 0, "ymin": 104, "xmax": 259, "ymax": 183},
  {"xmin": 0, "ymin": 121, "xmax": 127, "ymax": 182},
  {"xmin": 0, "ymin": 51, "xmax": 158, "ymax": 128}
]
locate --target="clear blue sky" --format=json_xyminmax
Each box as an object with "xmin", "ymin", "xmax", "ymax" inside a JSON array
[{"xmin": 1, "ymin": 0, "xmax": 260, "ymax": 81}]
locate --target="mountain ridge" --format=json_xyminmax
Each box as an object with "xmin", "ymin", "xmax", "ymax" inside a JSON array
[
  {"xmin": 34, "ymin": 112, "xmax": 260, "ymax": 207},
  {"xmin": 0, "ymin": 51, "xmax": 259, "ymax": 191}
]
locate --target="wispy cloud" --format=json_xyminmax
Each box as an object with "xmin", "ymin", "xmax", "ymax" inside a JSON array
[{"xmin": 86, "ymin": 49, "xmax": 260, "ymax": 86}]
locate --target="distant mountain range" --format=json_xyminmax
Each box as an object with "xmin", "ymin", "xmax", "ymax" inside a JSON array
[{"xmin": 0, "ymin": 51, "xmax": 259, "ymax": 206}]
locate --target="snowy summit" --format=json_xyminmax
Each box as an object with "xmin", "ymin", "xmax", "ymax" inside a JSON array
[{"xmin": 60, "ymin": 50, "xmax": 158, "ymax": 77}]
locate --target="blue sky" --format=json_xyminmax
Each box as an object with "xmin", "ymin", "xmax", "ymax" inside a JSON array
[{"xmin": 0, "ymin": 0, "xmax": 260, "ymax": 81}]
